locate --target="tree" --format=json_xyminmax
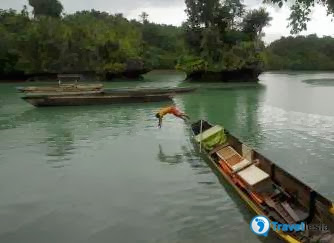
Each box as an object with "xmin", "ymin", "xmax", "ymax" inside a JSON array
[
  {"xmin": 0, "ymin": 9, "xmax": 30, "ymax": 75},
  {"xmin": 178, "ymin": 0, "xmax": 272, "ymax": 80},
  {"xmin": 241, "ymin": 8, "xmax": 272, "ymax": 40},
  {"xmin": 28, "ymin": 0, "xmax": 64, "ymax": 18},
  {"xmin": 139, "ymin": 12, "xmax": 149, "ymax": 24},
  {"xmin": 184, "ymin": 0, "xmax": 245, "ymax": 47},
  {"xmin": 264, "ymin": 0, "xmax": 334, "ymax": 34},
  {"xmin": 184, "ymin": 0, "xmax": 240, "ymax": 29}
]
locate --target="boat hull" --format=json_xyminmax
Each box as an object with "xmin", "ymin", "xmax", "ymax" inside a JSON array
[
  {"xmin": 17, "ymin": 84, "xmax": 103, "ymax": 93},
  {"xmin": 17, "ymin": 86, "xmax": 196, "ymax": 95},
  {"xmin": 22, "ymin": 94, "xmax": 172, "ymax": 107},
  {"xmin": 104, "ymin": 87, "xmax": 197, "ymax": 95},
  {"xmin": 191, "ymin": 140, "xmax": 300, "ymax": 243},
  {"xmin": 190, "ymin": 120, "xmax": 334, "ymax": 243}
]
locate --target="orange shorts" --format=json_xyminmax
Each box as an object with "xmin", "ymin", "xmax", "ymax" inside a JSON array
[{"xmin": 170, "ymin": 107, "xmax": 183, "ymax": 117}]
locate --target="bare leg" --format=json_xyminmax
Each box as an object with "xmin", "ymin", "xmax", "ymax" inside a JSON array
[
  {"xmin": 180, "ymin": 114, "xmax": 189, "ymax": 120},
  {"xmin": 176, "ymin": 114, "xmax": 189, "ymax": 121}
]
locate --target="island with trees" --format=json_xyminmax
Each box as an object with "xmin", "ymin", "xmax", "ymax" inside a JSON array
[
  {"xmin": 0, "ymin": 0, "xmax": 185, "ymax": 81},
  {"xmin": 0, "ymin": 0, "xmax": 333, "ymax": 82},
  {"xmin": 176, "ymin": 1, "xmax": 271, "ymax": 81}
]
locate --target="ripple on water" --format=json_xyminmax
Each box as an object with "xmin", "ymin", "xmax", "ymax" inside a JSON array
[
  {"xmin": 257, "ymin": 105, "xmax": 334, "ymax": 197},
  {"xmin": 303, "ymin": 78, "xmax": 334, "ymax": 86},
  {"xmin": 2, "ymin": 73, "xmax": 334, "ymax": 242}
]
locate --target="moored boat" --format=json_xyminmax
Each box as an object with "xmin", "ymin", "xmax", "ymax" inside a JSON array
[
  {"xmin": 17, "ymin": 86, "xmax": 196, "ymax": 96},
  {"xmin": 104, "ymin": 87, "xmax": 197, "ymax": 95},
  {"xmin": 22, "ymin": 93, "xmax": 172, "ymax": 107},
  {"xmin": 191, "ymin": 120, "xmax": 334, "ymax": 242},
  {"xmin": 16, "ymin": 83, "xmax": 104, "ymax": 93}
]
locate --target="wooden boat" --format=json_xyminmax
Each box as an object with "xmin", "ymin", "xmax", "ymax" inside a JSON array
[
  {"xmin": 104, "ymin": 87, "xmax": 197, "ymax": 95},
  {"xmin": 22, "ymin": 93, "xmax": 172, "ymax": 107},
  {"xmin": 190, "ymin": 120, "xmax": 334, "ymax": 242},
  {"xmin": 16, "ymin": 83, "xmax": 103, "ymax": 93},
  {"xmin": 17, "ymin": 86, "xmax": 195, "ymax": 96}
]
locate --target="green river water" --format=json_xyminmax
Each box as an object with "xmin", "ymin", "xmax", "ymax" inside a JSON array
[{"xmin": 0, "ymin": 71, "xmax": 333, "ymax": 243}]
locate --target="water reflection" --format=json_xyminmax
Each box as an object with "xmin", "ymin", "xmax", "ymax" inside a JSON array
[
  {"xmin": 157, "ymin": 144, "xmax": 183, "ymax": 165},
  {"xmin": 157, "ymin": 142, "xmax": 209, "ymax": 168},
  {"xmin": 201, "ymin": 82, "xmax": 265, "ymax": 91},
  {"xmin": 2, "ymin": 72, "xmax": 334, "ymax": 243},
  {"xmin": 17, "ymin": 102, "xmax": 175, "ymax": 168},
  {"xmin": 181, "ymin": 84, "xmax": 265, "ymax": 148},
  {"xmin": 45, "ymin": 128, "xmax": 75, "ymax": 167}
]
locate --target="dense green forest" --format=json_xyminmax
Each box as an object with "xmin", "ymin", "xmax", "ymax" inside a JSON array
[
  {"xmin": 0, "ymin": 0, "xmax": 272, "ymax": 81},
  {"xmin": 265, "ymin": 35, "xmax": 334, "ymax": 70},
  {"xmin": 0, "ymin": 0, "xmax": 184, "ymax": 80},
  {"xmin": 1, "ymin": 0, "xmax": 334, "ymax": 81}
]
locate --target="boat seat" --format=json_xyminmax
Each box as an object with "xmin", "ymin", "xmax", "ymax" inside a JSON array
[
  {"xmin": 216, "ymin": 146, "xmax": 237, "ymax": 160},
  {"xmin": 216, "ymin": 146, "xmax": 252, "ymax": 173},
  {"xmin": 237, "ymin": 165, "xmax": 270, "ymax": 187},
  {"xmin": 232, "ymin": 159, "xmax": 252, "ymax": 173},
  {"xmin": 209, "ymin": 144, "xmax": 228, "ymax": 156}
]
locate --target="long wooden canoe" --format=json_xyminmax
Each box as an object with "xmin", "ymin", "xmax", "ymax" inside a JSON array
[
  {"xmin": 16, "ymin": 84, "xmax": 103, "ymax": 93},
  {"xmin": 191, "ymin": 120, "xmax": 334, "ymax": 242},
  {"xmin": 104, "ymin": 87, "xmax": 197, "ymax": 95},
  {"xmin": 22, "ymin": 93, "xmax": 172, "ymax": 107},
  {"xmin": 17, "ymin": 86, "xmax": 196, "ymax": 96}
]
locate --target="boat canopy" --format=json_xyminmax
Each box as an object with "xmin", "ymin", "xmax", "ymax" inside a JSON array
[{"xmin": 194, "ymin": 125, "xmax": 227, "ymax": 151}]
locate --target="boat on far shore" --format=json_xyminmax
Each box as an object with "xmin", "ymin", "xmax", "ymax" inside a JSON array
[
  {"xmin": 22, "ymin": 93, "xmax": 173, "ymax": 107},
  {"xmin": 17, "ymin": 74, "xmax": 196, "ymax": 107},
  {"xmin": 17, "ymin": 85, "xmax": 196, "ymax": 96},
  {"xmin": 16, "ymin": 83, "xmax": 103, "ymax": 93},
  {"xmin": 103, "ymin": 86, "xmax": 196, "ymax": 95},
  {"xmin": 16, "ymin": 74, "xmax": 104, "ymax": 93}
]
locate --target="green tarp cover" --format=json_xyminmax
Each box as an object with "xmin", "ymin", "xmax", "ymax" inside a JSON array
[{"xmin": 195, "ymin": 125, "xmax": 227, "ymax": 151}]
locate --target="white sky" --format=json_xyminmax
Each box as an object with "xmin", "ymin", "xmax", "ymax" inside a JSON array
[{"xmin": 1, "ymin": 0, "xmax": 334, "ymax": 43}]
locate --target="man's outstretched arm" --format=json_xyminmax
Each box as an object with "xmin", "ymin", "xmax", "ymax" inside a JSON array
[{"xmin": 158, "ymin": 117, "xmax": 162, "ymax": 128}]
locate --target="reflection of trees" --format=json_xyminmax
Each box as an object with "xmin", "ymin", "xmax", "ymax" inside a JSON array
[
  {"xmin": 157, "ymin": 144, "xmax": 209, "ymax": 170},
  {"xmin": 44, "ymin": 126, "xmax": 75, "ymax": 167},
  {"xmin": 157, "ymin": 144, "xmax": 183, "ymax": 164},
  {"xmin": 5, "ymin": 100, "xmax": 174, "ymax": 131},
  {"xmin": 5, "ymin": 102, "xmax": 177, "ymax": 167},
  {"xmin": 181, "ymin": 84, "xmax": 266, "ymax": 148}
]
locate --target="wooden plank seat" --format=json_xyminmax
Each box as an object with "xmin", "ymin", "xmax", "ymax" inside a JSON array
[
  {"xmin": 237, "ymin": 164, "xmax": 270, "ymax": 187},
  {"xmin": 217, "ymin": 146, "xmax": 236, "ymax": 160},
  {"xmin": 216, "ymin": 146, "xmax": 252, "ymax": 173},
  {"xmin": 209, "ymin": 144, "xmax": 228, "ymax": 156}
]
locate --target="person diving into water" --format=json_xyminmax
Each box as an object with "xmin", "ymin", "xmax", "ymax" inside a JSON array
[{"xmin": 155, "ymin": 106, "xmax": 189, "ymax": 128}]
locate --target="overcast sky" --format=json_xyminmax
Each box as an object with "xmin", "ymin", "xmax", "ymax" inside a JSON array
[{"xmin": 2, "ymin": 0, "xmax": 334, "ymax": 43}]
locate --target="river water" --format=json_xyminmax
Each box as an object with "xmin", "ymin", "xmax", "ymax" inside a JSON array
[{"xmin": 0, "ymin": 71, "xmax": 333, "ymax": 243}]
